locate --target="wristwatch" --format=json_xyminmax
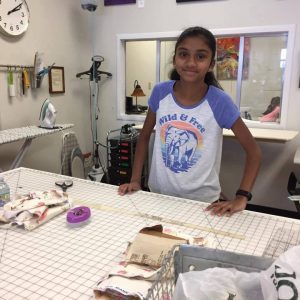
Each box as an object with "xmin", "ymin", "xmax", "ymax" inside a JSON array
[{"xmin": 236, "ymin": 189, "xmax": 252, "ymax": 201}]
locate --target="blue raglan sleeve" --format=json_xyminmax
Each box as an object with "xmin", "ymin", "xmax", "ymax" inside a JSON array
[
  {"xmin": 211, "ymin": 89, "xmax": 240, "ymax": 129},
  {"xmin": 148, "ymin": 84, "xmax": 160, "ymax": 113}
]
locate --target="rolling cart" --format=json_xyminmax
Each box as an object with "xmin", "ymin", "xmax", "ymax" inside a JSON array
[{"xmin": 103, "ymin": 124, "xmax": 148, "ymax": 188}]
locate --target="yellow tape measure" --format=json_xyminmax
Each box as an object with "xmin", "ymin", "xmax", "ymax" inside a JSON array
[{"xmin": 74, "ymin": 200, "xmax": 245, "ymax": 240}]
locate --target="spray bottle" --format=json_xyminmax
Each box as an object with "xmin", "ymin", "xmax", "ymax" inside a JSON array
[{"xmin": 0, "ymin": 175, "xmax": 10, "ymax": 208}]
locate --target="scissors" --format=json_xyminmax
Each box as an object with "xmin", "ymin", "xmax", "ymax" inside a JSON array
[{"xmin": 55, "ymin": 180, "xmax": 73, "ymax": 192}]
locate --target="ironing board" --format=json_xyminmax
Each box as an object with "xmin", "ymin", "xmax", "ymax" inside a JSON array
[
  {"xmin": 0, "ymin": 124, "xmax": 73, "ymax": 169},
  {"xmin": 61, "ymin": 131, "xmax": 84, "ymax": 177}
]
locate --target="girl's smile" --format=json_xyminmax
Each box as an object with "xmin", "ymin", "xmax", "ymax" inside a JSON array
[{"xmin": 174, "ymin": 36, "xmax": 214, "ymax": 83}]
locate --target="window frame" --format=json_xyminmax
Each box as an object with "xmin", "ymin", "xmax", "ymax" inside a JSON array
[{"xmin": 116, "ymin": 25, "xmax": 295, "ymax": 128}]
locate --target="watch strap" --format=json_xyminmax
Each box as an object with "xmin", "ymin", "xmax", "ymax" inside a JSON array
[{"xmin": 236, "ymin": 189, "xmax": 252, "ymax": 201}]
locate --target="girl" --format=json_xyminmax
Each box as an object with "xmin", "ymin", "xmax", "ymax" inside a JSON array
[{"xmin": 118, "ymin": 26, "xmax": 261, "ymax": 216}]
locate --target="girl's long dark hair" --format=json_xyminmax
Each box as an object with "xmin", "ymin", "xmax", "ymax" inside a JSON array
[{"xmin": 169, "ymin": 26, "xmax": 222, "ymax": 89}]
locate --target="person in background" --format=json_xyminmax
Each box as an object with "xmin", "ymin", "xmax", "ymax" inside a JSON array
[
  {"xmin": 118, "ymin": 26, "xmax": 261, "ymax": 216},
  {"xmin": 260, "ymin": 96, "xmax": 280, "ymax": 122}
]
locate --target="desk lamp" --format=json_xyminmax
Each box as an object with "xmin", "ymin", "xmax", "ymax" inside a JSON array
[{"xmin": 130, "ymin": 80, "xmax": 145, "ymax": 113}]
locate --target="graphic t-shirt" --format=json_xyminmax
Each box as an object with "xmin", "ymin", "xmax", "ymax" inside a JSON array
[{"xmin": 148, "ymin": 80, "xmax": 240, "ymax": 202}]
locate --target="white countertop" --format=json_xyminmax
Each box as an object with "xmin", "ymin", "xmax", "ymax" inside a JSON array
[
  {"xmin": 134, "ymin": 124, "xmax": 298, "ymax": 143},
  {"xmin": 223, "ymin": 128, "xmax": 298, "ymax": 142}
]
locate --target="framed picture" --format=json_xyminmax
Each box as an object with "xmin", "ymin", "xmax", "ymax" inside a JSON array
[
  {"xmin": 104, "ymin": 0, "xmax": 136, "ymax": 5},
  {"xmin": 49, "ymin": 66, "xmax": 65, "ymax": 94},
  {"xmin": 216, "ymin": 37, "xmax": 250, "ymax": 80}
]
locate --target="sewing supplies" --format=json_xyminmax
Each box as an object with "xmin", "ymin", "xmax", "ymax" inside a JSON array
[
  {"xmin": 22, "ymin": 68, "xmax": 30, "ymax": 94},
  {"xmin": 66, "ymin": 206, "xmax": 91, "ymax": 226},
  {"xmin": 7, "ymin": 70, "xmax": 16, "ymax": 97},
  {"xmin": 0, "ymin": 175, "xmax": 10, "ymax": 208},
  {"xmin": 55, "ymin": 180, "xmax": 73, "ymax": 192}
]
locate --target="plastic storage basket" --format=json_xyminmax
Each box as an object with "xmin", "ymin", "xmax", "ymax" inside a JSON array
[{"xmin": 146, "ymin": 245, "xmax": 274, "ymax": 300}]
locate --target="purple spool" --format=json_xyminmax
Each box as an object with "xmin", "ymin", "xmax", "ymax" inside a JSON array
[{"xmin": 67, "ymin": 206, "xmax": 91, "ymax": 224}]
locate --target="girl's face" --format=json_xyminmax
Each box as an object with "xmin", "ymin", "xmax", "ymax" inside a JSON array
[{"xmin": 174, "ymin": 36, "xmax": 215, "ymax": 84}]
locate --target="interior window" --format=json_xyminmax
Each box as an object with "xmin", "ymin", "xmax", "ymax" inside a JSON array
[
  {"xmin": 216, "ymin": 34, "xmax": 287, "ymax": 123},
  {"xmin": 160, "ymin": 40, "xmax": 176, "ymax": 81},
  {"xmin": 125, "ymin": 41, "xmax": 156, "ymax": 114},
  {"xmin": 117, "ymin": 25, "xmax": 295, "ymax": 128}
]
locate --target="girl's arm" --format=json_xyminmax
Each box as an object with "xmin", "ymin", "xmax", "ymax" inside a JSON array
[
  {"xmin": 118, "ymin": 109, "xmax": 156, "ymax": 195},
  {"xmin": 206, "ymin": 117, "xmax": 261, "ymax": 216}
]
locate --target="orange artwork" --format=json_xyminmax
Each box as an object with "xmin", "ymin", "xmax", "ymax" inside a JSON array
[{"xmin": 216, "ymin": 37, "xmax": 250, "ymax": 80}]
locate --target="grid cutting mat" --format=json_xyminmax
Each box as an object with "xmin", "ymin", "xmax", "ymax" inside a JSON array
[{"xmin": 1, "ymin": 168, "xmax": 300, "ymax": 300}]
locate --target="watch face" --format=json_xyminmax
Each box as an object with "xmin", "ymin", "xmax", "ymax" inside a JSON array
[{"xmin": 0, "ymin": 0, "xmax": 30, "ymax": 36}]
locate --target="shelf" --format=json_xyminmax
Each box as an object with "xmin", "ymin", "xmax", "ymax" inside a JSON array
[
  {"xmin": 133, "ymin": 124, "xmax": 298, "ymax": 143},
  {"xmin": 223, "ymin": 128, "xmax": 298, "ymax": 143}
]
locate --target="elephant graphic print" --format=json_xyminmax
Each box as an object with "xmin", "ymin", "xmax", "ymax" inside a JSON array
[
  {"xmin": 161, "ymin": 121, "xmax": 203, "ymax": 173},
  {"xmin": 147, "ymin": 81, "xmax": 240, "ymax": 201}
]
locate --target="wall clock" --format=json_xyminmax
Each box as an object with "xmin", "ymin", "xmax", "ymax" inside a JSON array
[{"xmin": 0, "ymin": 0, "xmax": 30, "ymax": 36}]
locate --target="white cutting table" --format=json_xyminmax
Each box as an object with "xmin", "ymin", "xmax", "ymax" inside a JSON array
[
  {"xmin": 0, "ymin": 124, "xmax": 74, "ymax": 169},
  {"xmin": 0, "ymin": 167, "xmax": 300, "ymax": 299}
]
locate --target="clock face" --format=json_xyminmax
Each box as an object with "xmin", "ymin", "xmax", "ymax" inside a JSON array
[{"xmin": 0, "ymin": 0, "xmax": 30, "ymax": 36}]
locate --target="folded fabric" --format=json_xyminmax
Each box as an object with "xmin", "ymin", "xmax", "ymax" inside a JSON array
[
  {"xmin": 108, "ymin": 261, "xmax": 160, "ymax": 281},
  {"xmin": 0, "ymin": 190, "xmax": 71, "ymax": 231},
  {"xmin": 94, "ymin": 225, "xmax": 210, "ymax": 299},
  {"xmin": 162, "ymin": 227, "xmax": 216, "ymax": 248},
  {"xmin": 94, "ymin": 275, "xmax": 152, "ymax": 300}
]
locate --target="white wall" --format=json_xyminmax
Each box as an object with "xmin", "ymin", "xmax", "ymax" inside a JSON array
[
  {"xmin": 92, "ymin": 0, "xmax": 300, "ymax": 211},
  {"xmin": 1, "ymin": 0, "xmax": 299, "ymax": 211},
  {"xmin": 0, "ymin": 0, "xmax": 94, "ymax": 173}
]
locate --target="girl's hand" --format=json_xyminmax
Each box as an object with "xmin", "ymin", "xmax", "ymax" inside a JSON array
[
  {"xmin": 205, "ymin": 196, "xmax": 247, "ymax": 216},
  {"xmin": 118, "ymin": 181, "xmax": 141, "ymax": 195}
]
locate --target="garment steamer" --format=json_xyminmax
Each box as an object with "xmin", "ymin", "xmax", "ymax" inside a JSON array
[
  {"xmin": 76, "ymin": 56, "xmax": 112, "ymax": 181},
  {"xmin": 77, "ymin": 0, "xmax": 112, "ymax": 181},
  {"xmin": 84, "ymin": 56, "xmax": 112, "ymax": 181}
]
